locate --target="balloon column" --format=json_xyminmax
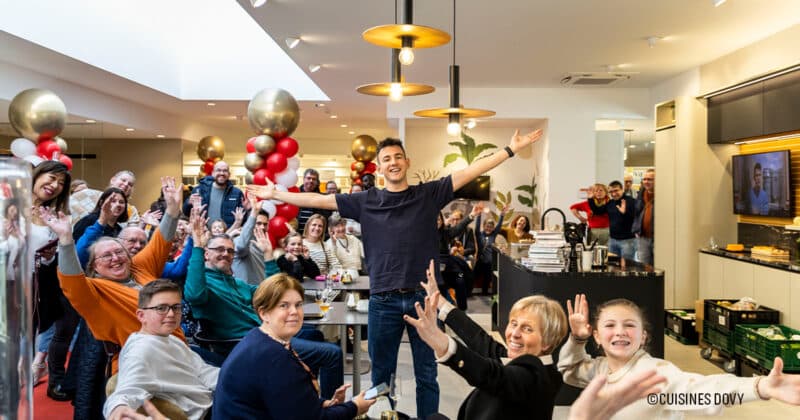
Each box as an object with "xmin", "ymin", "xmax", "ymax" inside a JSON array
[
  {"xmin": 349, "ymin": 135, "xmax": 378, "ymax": 187},
  {"xmin": 196, "ymin": 136, "xmax": 226, "ymax": 177},
  {"xmin": 244, "ymin": 88, "xmax": 302, "ymax": 247},
  {"xmin": 7, "ymin": 88, "xmax": 73, "ymax": 169}
]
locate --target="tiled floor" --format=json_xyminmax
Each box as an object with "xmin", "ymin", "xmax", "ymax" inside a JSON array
[{"xmin": 356, "ymin": 295, "xmax": 800, "ymax": 419}]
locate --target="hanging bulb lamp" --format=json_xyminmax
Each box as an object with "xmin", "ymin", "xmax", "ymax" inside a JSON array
[
  {"xmin": 357, "ymin": 49, "xmax": 435, "ymax": 99},
  {"xmin": 362, "ymin": 0, "xmax": 450, "ymax": 66}
]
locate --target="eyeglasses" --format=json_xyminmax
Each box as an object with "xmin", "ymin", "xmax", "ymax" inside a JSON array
[
  {"xmin": 141, "ymin": 303, "xmax": 182, "ymax": 315},
  {"xmin": 208, "ymin": 246, "xmax": 235, "ymax": 255},
  {"xmin": 95, "ymin": 249, "xmax": 128, "ymax": 262}
]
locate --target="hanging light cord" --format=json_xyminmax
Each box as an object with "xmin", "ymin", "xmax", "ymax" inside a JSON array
[
  {"xmin": 452, "ymin": 0, "xmax": 456, "ymax": 65},
  {"xmin": 395, "ymin": 0, "xmax": 397, "ymax": 24}
]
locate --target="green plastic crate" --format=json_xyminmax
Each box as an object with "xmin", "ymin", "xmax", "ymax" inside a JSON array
[
  {"xmin": 734, "ymin": 324, "xmax": 800, "ymax": 371},
  {"xmin": 703, "ymin": 321, "xmax": 734, "ymax": 355}
]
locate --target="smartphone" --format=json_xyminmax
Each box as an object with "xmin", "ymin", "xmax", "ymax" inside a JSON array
[{"xmin": 364, "ymin": 382, "xmax": 390, "ymax": 400}]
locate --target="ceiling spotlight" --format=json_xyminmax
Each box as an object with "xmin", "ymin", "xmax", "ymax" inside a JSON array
[
  {"xmin": 330, "ymin": 115, "xmax": 338, "ymax": 119},
  {"xmin": 713, "ymin": 0, "xmax": 727, "ymax": 6},
  {"xmin": 250, "ymin": 0, "xmax": 267, "ymax": 8},
  {"xmin": 125, "ymin": 128, "xmax": 135, "ymax": 132},
  {"xmin": 285, "ymin": 37, "xmax": 300, "ymax": 49},
  {"xmin": 309, "ymin": 64, "xmax": 321, "ymax": 73},
  {"xmin": 85, "ymin": 119, "xmax": 96, "ymax": 123},
  {"xmin": 207, "ymin": 102, "xmax": 216, "ymax": 107},
  {"xmin": 646, "ymin": 36, "xmax": 660, "ymax": 48},
  {"xmin": 340, "ymin": 124, "xmax": 348, "ymax": 128},
  {"xmin": 629, "ymin": 144, "xmax": 637, "ymax": 149},
  {"xmin": 156, "ymin": 134, "xmax": 165, "ymax": 138},
  {"xmin": 650, "ymin": 140, "xmax": 656, "ymax": 144},
  {"xmin": 315, "ymin": 103, "xmax": 326, "ymax": 108},
  {"xmin": 348, "ymin": 131, "xmax": 355, "ymax": 135}
]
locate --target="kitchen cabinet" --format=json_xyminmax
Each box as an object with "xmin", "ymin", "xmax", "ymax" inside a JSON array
[{"xmin": 763, "ymin": 70, "xmax": 800, "ymax": 135}]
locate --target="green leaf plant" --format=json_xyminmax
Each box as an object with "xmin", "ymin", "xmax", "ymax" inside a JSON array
[{"xmin": 443, "ymin": 131, "xmax": 498, "ymax": 167}]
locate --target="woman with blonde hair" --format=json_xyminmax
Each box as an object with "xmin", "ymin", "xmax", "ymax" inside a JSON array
[{"xmin": 302, "ymin": 213, "xmax": 341, "ymax": 275}]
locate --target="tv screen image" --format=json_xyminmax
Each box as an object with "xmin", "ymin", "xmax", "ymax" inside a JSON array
[
  {"xmin": 732, "ymin": 150, "xmax": 792, "ymax": 217},
  {"xmin": 453, "ymin": 175, "xmax": 490, "ymax": 201}
]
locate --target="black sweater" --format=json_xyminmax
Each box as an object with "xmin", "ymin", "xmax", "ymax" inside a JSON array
[{"xmin": 588, "ymin": 197, "xmax": 635, "ymax": 240}]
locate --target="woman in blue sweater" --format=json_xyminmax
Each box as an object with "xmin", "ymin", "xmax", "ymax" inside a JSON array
[{"xmin": 213, "ymin": 273, "xmax": 374, "ymax": 419}]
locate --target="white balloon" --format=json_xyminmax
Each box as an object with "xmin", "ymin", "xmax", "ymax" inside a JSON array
[
  {"xmin": 275, "ymin": 168, "xmax": 298, "ymax": 189},
  {"xmin": 271, "ymin": 185, "xmax": 288, "ymax": 205},
  {"xmin": 260, "ymin": 200, "xmax": 277, "ymax": 218},
  {"xmin": 23, "ymin": 155, "xmax": 44, "ymax": 166},
  {"xmin": 10, "ymin": 138, "xmax": 36, "ymax": 158},
  {"xmin": 287, "ymin": 156, "xmax": 301, "ymax": 171}
]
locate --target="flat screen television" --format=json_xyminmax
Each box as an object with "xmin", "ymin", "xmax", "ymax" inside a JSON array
[
  {"xmin": 732, "ymin": 150, "xmax": 792, "ymax": 217},
  {"xmin": 454, "ymin": 175, "xmax": 490, "ymax": 201}
]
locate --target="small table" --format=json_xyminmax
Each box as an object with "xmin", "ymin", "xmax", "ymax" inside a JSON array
[
  {"xmin": 303, "ymin": 276, "xmax": 371, "ymax": 292},
  {"xmin": 304, "ymin": 302, "xmax": 369, "ymax": 393}
]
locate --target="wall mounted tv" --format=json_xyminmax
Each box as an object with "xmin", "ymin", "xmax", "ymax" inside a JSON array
[
  {"xmin": 454, "ymin": 175, "xmax": 490, "ymax": 201},
  {"xmin": 732, "ymin": 150, "xmax": 792, "ymax": 217}
]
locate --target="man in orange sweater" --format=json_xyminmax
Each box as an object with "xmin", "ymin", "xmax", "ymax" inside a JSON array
[{"xmin": 43, "ymin": 176, "xmax": 185, "ymax": 375}]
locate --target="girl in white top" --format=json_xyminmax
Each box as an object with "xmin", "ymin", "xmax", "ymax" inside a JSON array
[
  {"xmin": 558, "ymin": 294, "xmax": 800, "ymax": 419},
  {"xmin": 325, "ymin": 216, "xmax": 363, "ymax": 271},
  {"xmin": 302, "ymin": 213, "xmax": 341, "ymax": 275}
]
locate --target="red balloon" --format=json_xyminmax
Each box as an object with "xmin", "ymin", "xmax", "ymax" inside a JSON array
[
  {"xmin": 36, "ymin": 140, "xmax": 61, "ymax": 159},
  {"xmin": 253, "ymin": 168, "xmax": 274, "ymax": 185},
  {"xmin": 275, "ymin": 203, "xmax": 299, "ymax": 220},
  {"xmin": 203, "ymin": 160, "xmax": 215, "ymax": 175},
  {"xmin": 58, "ymin": 154, "xmax": 73, "ymax": 170},
  {"xmin": 363, "ymin": 162, "xmax": 377, "ymax": 174},
  {"xmin": 275, "ymin": 137, "xmax": 299, "ymax": 157},
  {"xmin": 246, "ymin": 137, "xmax": 257, "ymax": 153},
  {"xmin": 266, "ymin": 152, "xmax": 288, "ymax": 173},
  {"xmin": 288, "ymin": 186, "xmax": 300, "ymax": 193},
  {"xmin": 268, "ymin": 216, "xmax": 289, "ymax": 238},
  {"xmin": 354, "ymin": 178, "xmax": 363, "ymax": 185}
]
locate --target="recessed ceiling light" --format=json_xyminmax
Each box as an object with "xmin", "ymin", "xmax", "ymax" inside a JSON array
[
  {"xmin": 207, "ymin": 102, "xmax": 216, "ymax": 106},
  {"xmin": 156, "ymin": 134, "xmax": 165, "ymax": 138},
  {"xmin": 713, "ymin": 0, "xmax": 727, "ymax": 6},
  {"xmin": 125, "ymin": 127, "xmax": 135, "ymax": 132},
  {"xmin": 340, "ymin": 124, "xmax": 348, "ymax": 128},
  {"xmin": 330, "ymin": 115, "xmax": 338, "ymax": 119},
  {"xmin": 646, "ymin": 36, "xmax": 661, "ymax": 48},
  {"xmin": 285, "ymin": 37, "xmax": 300, "ymax": 49},
  {"xmin": 250, "ymin": 0, "xmax": 267, "ymax": 8},
  {"xmin": 85, "ymin": 119, "xmax": 96, "ymax": 123},
  {"xmin": 629, "ymin": 144, "xmax": 637, "ymax": 148},
  {"xmin": 348, "ymin": 131, "xmax": 355, "ymax": 135},
  {"xmin": 309, "ymin": 64, "xmax": 321, "ymax": 73},
  {"xmin": 650, "ymin": 140, "xmax": 656, "ymax": 144}
]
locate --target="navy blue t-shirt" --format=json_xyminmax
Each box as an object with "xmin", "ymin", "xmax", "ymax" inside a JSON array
[{"xmin": 335, "ymin": 176, "xmax": 454, "ymax": 294}]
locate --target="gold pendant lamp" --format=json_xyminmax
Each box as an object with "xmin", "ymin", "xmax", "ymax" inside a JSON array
[
  {"xmin": 413, "ymin": 0, "xmax": 494, "ymax": 135},
  {"xmin": 362, "ymin": 0, "xmax": 451, "ymax": 66}
]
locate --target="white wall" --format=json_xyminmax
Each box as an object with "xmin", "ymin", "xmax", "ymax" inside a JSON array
[
  {"xmin": 389, "ymin": 87, "xmax": 652, "ymax": 217},
  {"xmin": 595, "ymin": 130, "xmax": 624, "ymax": 184}
]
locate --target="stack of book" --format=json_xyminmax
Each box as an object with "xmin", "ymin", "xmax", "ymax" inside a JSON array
[{"xmin": 521, "ymin": 231, "xmax": 566, "ymax": 272}]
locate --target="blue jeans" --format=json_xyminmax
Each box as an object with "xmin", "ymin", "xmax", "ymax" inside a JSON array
[
  {"xmin": 637, "ymin": 237, "xmax": 654, "ymax": 265},
  {"xmin": 369, "ymin": 290, "xmax": 439, "ymax": 418},
  {"xmin": 609, "ymin": 238, "xmax": 636, "ymax": 261},
  {"xmin": 292, "ymin": 336, "xmax": 343, "ymax": 399}
]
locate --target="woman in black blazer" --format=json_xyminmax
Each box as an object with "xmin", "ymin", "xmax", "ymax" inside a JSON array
[{"xmin": 405, "ymin": 261, "xmax": 568, "ymax": 420}]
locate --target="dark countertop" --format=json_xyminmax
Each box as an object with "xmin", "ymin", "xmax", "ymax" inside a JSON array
[
  {"xmin": 499, "ymin": 250, "xmax": 663, "ymax": 277},
  {"xmin": 700, "ymin": 247, "xmax": 800, "ymax": 273}
]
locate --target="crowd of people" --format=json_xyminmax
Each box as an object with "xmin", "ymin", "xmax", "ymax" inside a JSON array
[
  {"xmin": 10, "ymin": 132, "xmax": 800, "ymax": 420},
  {"xmin": 569, "ymin": 170, "xmax": 655, "ymax": 265}
]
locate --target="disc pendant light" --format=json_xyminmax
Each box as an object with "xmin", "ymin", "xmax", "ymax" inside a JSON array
[
  {"xmin": 414, "ymin": 0, "xmax": 494, "ymax": 136},
  {"xmin": 363, "ymin": 0, "xmax": 450, "ymax": 66}
]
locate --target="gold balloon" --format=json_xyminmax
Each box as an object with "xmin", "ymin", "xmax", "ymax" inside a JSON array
[
  {"xmin": 197, "ymin": 136, "xmax": 225, "ymax": 161},
  {"xmin": 244, "ymin": 153, "xmax": 265, "ymax": 172},
  {"xmin": 354, "ymin": 161, "xmax": 365, "ymax": 172},
  {"xmin": 350, "ymin": 170, "xmax": 361, "ymax": 180},
  {"xmin": 55, "ymin": 137, "xmax": 68, "ymax": 153},
  {"xmin": 247, "ymin": 88, "xmax": 300, "ymax": 140},
  {"xmin": 254, "ymin": 135, "xmax": 276, "ymax": 156},
  {"xmin": 351, "ymin": 135, "xmax": 378, "ymax": 162},
  {"xmin": 244, "ymin": 172, "xmax": 254, "ymax": 185},
  {"xmin": 8, "ymin": 88, "xmax": 67, "ymax": 141}
]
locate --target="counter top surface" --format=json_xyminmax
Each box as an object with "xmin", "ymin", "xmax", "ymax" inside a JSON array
[
  {"xmin": 499, "ymin": 251, "xmax": 663, "ymax": 277},
  {"xmin": 700, "ymin": 247, "xmax": 800, "ymax": 273}
]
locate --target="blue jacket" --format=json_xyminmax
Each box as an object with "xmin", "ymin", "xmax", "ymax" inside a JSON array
[{"xmin": 182, "ymin": 176, "xmax": 244, "ymax": 227}]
